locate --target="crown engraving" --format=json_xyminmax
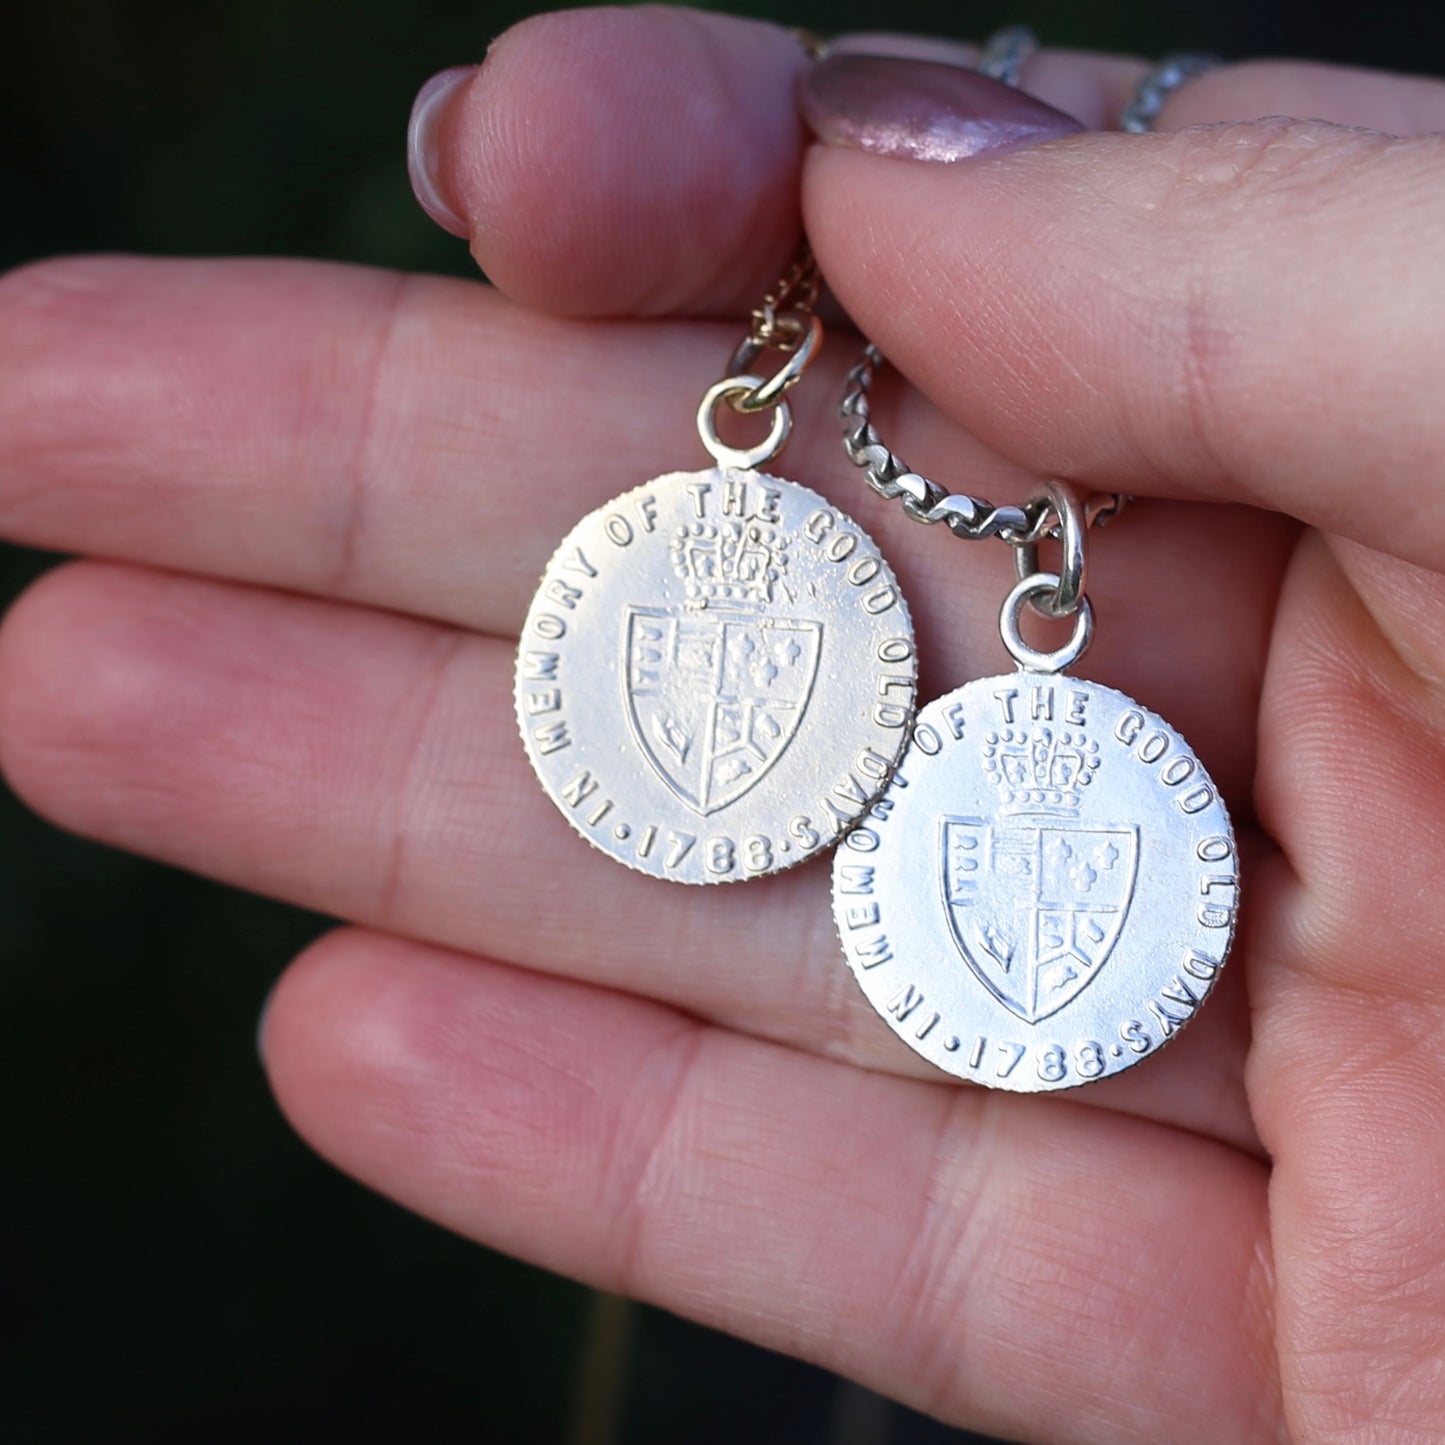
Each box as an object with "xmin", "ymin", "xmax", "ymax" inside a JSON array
[
  {"xmin": 670, "ymin": 520, "xmax": 788, "ymax": 607},
  {"xmin": 983, "ymin": 727, "xmax": 1100, "ymax": 813}
]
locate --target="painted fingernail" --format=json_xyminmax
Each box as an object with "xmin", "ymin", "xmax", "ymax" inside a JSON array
[
  {"xmin": 799, "ymin": 54, "xmax": 1083, "ymax": 162},
  {"xmin": 407, "ymin": 65, "xmax": 475, "ymax": 237}
]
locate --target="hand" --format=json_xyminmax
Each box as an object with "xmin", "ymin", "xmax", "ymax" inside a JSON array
[{"xmin": 4, "ymin": 9, "xmax": 1445, "ymax": 1440}]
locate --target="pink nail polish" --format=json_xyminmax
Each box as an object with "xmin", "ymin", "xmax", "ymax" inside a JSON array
[
  {"xmin": 799, "ymin": 54, "xmax": 1083, "ymax": 163},
  {"xmin": 407, "ymin": 65, "xmax": 475, "ymax": 237}
]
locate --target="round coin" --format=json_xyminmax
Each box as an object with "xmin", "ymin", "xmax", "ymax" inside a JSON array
[
  {"xmin": 832, "ymin": 675, "xmax": 1237, "ymax": 1089},
  {"xmin": 516, "ymin": 468, "xmax": 917, "ymax": 883}
]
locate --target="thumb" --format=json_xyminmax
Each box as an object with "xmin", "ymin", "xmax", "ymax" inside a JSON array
[{"xmin": 801, "ymin": 56, "xmax": 1445, "ymax": 568}]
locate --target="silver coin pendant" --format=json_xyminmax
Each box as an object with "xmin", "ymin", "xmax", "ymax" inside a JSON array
[
  {"xmin": 517, "ymin": 468, "xmax": 917, "ymax": 883},
  {"xmin": 832, "ymin": 675, "xmax": 1237, "ymax": 1088}
]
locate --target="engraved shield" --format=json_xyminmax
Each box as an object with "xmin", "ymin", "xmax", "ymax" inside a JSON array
[
  {"xmin": 625, "ymin": 607, "xmax": 822, "ymax": 814},
  {"xmin": 940, "ymin": 816, "xmax": 1139, "ymax": 1023}
]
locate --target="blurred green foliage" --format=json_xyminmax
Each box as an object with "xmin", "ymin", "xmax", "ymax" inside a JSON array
[{"xmin": 2, "ymin": 1, "xmax": 1442, "ymax": 1441}]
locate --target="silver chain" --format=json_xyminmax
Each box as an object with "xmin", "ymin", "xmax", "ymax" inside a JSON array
[
  {"xmin": 697, "ymin": 246, "xmax": 824, "ymax": 469},
  {"xmin": 1120, "ymin": 53, "xmax": 1220, "ymax": 134},
  {"xmin": 839, "ymin": 344, "xmax": 1127, "ymax": 546},
  {"xmin": 976, "ymin": 25, "xmax": 1038, "ymax": 86}
]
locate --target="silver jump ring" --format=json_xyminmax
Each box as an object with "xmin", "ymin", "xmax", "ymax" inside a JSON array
[
  {"xmin": 1000, "ymin": 572, "xmax": 1094, "ymax": 674},
  {"xmin": 977, "ymin": 25, "xmax": 1039, "ymax": 87},
  {"xmin": 1121, "ymin": 53, "xmax": 1221, "ymax": 133},
  {"xmin": 727, "ymin": 313, "xmax": 824, "ymax": 415},
  {"xmin": 1014, "ymin": 479, "xmax": 1087, "ymax": 618},
  {"xmin": 697, "ymin": 377, "xmax": 790, "ymax": 470}
]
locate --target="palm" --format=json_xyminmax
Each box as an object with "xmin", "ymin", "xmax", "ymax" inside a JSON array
[{"xmin": 4, "ymin": 10, "xmax": 1445, "ymax": 1442}]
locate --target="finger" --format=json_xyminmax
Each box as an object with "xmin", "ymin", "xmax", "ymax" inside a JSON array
[
  {"xmin": 262, "ymin": 927, "xmax": 1280, "ymax": 1445},
  {"xmin": 1152, "ymin": 58, "xmax": 1445, "ymax": 134},
  {"xmin": 1, "ymin": 253, "xmax": 874, "ymax": 634},
  {"xmin": 0, "ymin": 252, "xmax": 953, "ymax": 637},
  {"xmin": 0, "ymin": 561, "xmax": 1262, "ymax": 1151},
  {"xmin": 801, "ymin": 72, "xmax": 1445, "ymax": 568},
  {"xmin": 0, "ymin": 254, "xmax": 715, "ymax": 635},
  {"xmin": 412, "ymin": 5, "xmax": 811, "ymax": 317},
  {"xmin": 422, "ymin": 11, "xmax": 1135, "ymax": 317},
  {"xmin": 0, "ymin": 253, "xmax": 1295, "ymax": 782},
  {"xmin": 1244, "ymin": 534, "xmax": 1445, "ymax": 1441},
  {"xmin": 411, "ymin": 1, "xmax": 1445, "ymax": 321}
]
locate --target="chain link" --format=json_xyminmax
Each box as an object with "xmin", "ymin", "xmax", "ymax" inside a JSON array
[
  {"xmin": 839, "ymin": 345, "xmax": 1126, "ymax": 546},
  {"xmin": 747, "ymin": 246, "xmax": 821, "ymax": 352}
]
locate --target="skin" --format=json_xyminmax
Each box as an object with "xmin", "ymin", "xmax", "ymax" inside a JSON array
[{"xmin": 3, "ymin": 6, "xmax": 1445, "ymax": 1440}]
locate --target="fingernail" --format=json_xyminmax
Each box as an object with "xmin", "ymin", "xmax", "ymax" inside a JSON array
[
  {"xmin": 827, "ymin": 33, "xmax": 980, "ymax": 67},
  {"xmin": 407, "ymin": 65, "xmax": 475, "ymax": 237},
  {"xmin": 799, "ymin": 54, "xmax": 1083, "ymax": 163}
]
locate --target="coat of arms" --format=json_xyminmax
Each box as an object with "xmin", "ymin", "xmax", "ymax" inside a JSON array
[
  {"xmin": 624, "ymin": 519, "xmax": 822, "ymax": 815},
  {"xmin": 940, "ymin": 727, "xmax": 1139, "ymax": 1023}
]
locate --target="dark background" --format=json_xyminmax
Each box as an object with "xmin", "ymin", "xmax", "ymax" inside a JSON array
[{"xmin": 3, "ymin": 3, "xmax": 1442, "ymax": 1443}]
